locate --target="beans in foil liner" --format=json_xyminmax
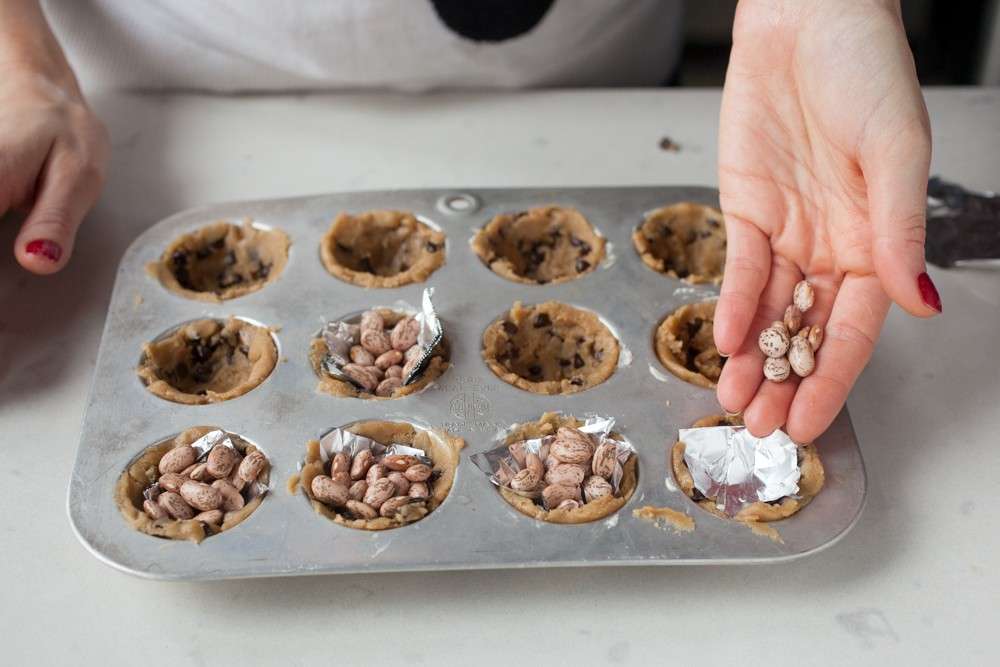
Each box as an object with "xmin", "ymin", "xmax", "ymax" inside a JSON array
[
  {"xmin": 472, "ymin": 416, "xmax": 635, "ymax": 510},
  {"xmin": 142, "ymin": 429, "xmax": 270, "ymax": 504},
  {"xmin": 320, "ymin": 287, "xmax": 444, "ymax": 388},
  {"xmin": 678, "ymin": 425, "xmax": 800, "ymax": 517}
]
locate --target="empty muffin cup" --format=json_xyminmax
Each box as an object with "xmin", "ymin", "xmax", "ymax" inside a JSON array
[
  {"xmin": 654, "ymin": 300, "xmax": 724, "ymax": 388},
  {"xmin": 482, "ymin": 301, "xmax": 619, "ymax": 395},
  {"xmin": 137, "ymin": 317, "xmax": 278, "ymax": 405},
  {"xmin": 320, "ymin": 210, "xmax": 445, "ymax": 288},
  {"xmin": 633, "ymin": 203, "xmax": 726, "ymax": 284},
  {"xmin": 149, "ymin": 219, "xmax": 290, "ymax": 301},
  {"xmin": 471, "ymin": 206, "xmax": 605, "ymax": 284}
]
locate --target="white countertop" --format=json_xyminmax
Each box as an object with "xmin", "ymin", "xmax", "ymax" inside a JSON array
[{"xmin": 1, "ymin": 88, "xmax": 998, "ymax": 665}]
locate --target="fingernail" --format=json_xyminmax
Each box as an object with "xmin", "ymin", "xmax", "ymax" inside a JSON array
[
  {"xmin": 917, "ymin": 272, "xmax": 942, "ymax": 313},
  {"xmin": 25, "ymin": 239, "xmax": 63, "ymax": 263}
]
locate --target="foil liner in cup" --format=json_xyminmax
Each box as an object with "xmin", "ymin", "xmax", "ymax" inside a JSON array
[
  {"xmin": 143, "ymin": 429, "xmax": 270, "ymax": 503},
  {"xmin": 320, "ymin": 287, "xmax": 443, "ymax": 389},
  {"xmin": 316, "ymin": 427, "xmax": 433, "ymax": 467},
  {"xmin": 472, "ymin": 415, "xmax": 634, "ymax": 508},
  {"xmin": 678, "ymin": 425, "xmax": 800, "ymax": 517}
]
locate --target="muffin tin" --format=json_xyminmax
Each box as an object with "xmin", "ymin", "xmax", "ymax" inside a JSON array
[{"xmin": 67, "ymin": 186, "xmax": 867, "ymax": 580}]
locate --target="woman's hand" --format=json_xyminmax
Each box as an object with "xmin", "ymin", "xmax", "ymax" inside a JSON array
[
  {"xmin": 0, "ymin": 0, "xmax": 109, "ymax": 274},
  {"xmin": 715, "ymin": 0, "xmax": 939, "ymax": 443}
]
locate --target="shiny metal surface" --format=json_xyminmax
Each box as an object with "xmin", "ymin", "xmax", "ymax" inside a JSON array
[{"xmin": 67, "ymin": 186, "xmax": 866, "ymax": 580}]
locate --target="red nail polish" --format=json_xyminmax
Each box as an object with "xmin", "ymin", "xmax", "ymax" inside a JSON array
[
  {"xmin": 25, "ymin": 239, "xmax": 62, "ymax": 263},
  {"xmin": 917, "ymin": 272, "xmax": 942, "ymax": 313}
]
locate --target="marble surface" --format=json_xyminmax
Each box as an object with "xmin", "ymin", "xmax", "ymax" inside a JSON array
[{"xmin": 1, "ymin": 88, "xmax": 997, "ymax": 665}]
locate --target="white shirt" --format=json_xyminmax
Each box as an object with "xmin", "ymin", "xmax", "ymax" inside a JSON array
[{"xmin": 42, "ymin": 0, "xmax": 683, "ymax": 92}]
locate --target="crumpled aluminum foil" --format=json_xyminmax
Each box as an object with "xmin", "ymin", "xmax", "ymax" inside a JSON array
[
  {"xmin": 317, "ymin": 427, "xmax": 432, "ymax": 466},
  {"xmin": 144, "ymin": 429, "xmax": 269, "ymax": 503},
  {"xmin": 320, "ymin": 287, "xmax": 444, "ymax": 388},
  {"xmin": 926, "ymin": 177, "xmax": 1000, "ymax": 268},
  {"xmin": 471, "ymin": 415, "xmax": 634, "ymax": 506},
  {"xmin": 679, "ymin": 425, "xmax": 799, "ymax": 517}
]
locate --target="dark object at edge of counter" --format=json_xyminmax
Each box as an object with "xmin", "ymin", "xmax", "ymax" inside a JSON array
[{"xmin": 926, "ymin": 177, "xmax": 1000, "ymax": 268}]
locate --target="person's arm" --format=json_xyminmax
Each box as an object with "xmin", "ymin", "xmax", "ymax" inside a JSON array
[
  {"xmin": 0, "ymin": 0, "xmax": 108, "ymax": 274},
  {"xmin": 714, "ymin": 0, "xmax": 938, "ymax": 443}
]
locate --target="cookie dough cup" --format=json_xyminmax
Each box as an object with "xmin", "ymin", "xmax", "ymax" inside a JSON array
[
  {"xmin": 308, "ymin": 308, "xmax": 450, "ymax": 399},
  {"xmin": 471, "ymin": 206, "xmax": 605, "ymax": 284},
  {"xmin": 296, "ymin": 421, "xmax": 464, "ymax": 531},
  {"xmin": 495, "ymin": 413, "xmax": 638, "ymax": 524},
  {"xmin": 115, "ymin": 427, "xmax": 270, "ymax": 543},
  {"xmin": 320, "ymin": 210, "xmax": 445, "ymax": 288},
  {"xmin": 654, "ymin": 300, "xmax": 724, "ymax": 388},
  {"xmin": 149, "ymin": 220, "xmax": 290, "ymax": 301},
  {"xmin": 633, "ymin": 203, "xmax": 726, "ymax": 284},
  {"xmin": 671, "ymin": 414, "xmax": 825, "ymax": 522},
  {"xmin": 482, "ymin": 301, "xmax": 619, "ymax": 395},
  {"xmin": 137, "ymin": 317, "xmax": 278, "ymax": 405}
]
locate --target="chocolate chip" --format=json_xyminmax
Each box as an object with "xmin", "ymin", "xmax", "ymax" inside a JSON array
[
  {"xmin": 514, "ymin": 211, "xmax": 529, "ymax": 220},
  {"xmin": 559, "ymin": 358, "xmax": 571, "ymax": 367},
  {"xmin": 528, "ymin": 365, "xmax": 542, "ymax": 377},
  {"xmin": 192, "ymin": 364, "xmax": 214, "ymax": 384},
  {"xmin": 575, "ymin": 259, "xmax": 590, "ymax": 273},
  {"xmin": 661, "ymin": 226, "xmax": 674, "ymax": 237},
  {"xmin": 533, "ymin": 313, "xmax": 551, "ymax": 328},
  {"xmin": 191, "ymin": 342, "xmax": 214, "ymax": 364},
  {"xmin": 171, "ymin": 251, "xmax": 188, "ymax": 267},
  {"xmin": 224, "ymin": 251, "xmax": 236, "ymax": 266},
  {"xmin": 251, "ymin": 263, "xmax": 271, "ymax": 280},
  {"xmin": 502, "ymin": 321, "xmax": 518, "ymax": 335},
  {"xmin": 195, "ymin": 247, "xmax": 213, "ymax": 260},
  {"xmin": 360, "ymin": 257, "xmax": 375, "ymax": 274},
  {"xmin": 336, "ymin": 242, "xmax": 351, "ymax": 253},
  {"xmin": 708, "ymin": 218, "xmax": 720, "ymax": 228},
  {"xmin": 426, "ymin": 242, "xmax": 440, "ymax": 252},
  {"xmin": 569, "ymin": 377, "xmax": 583, "ymax": 386},
  {"xmin": 217, "ymin": 272, "xmax": 244, "ymax": 288},
  {"xmin": 691, "ymin": 488, "xmax": 706, "ymax": 502},
  {"xmin": 573, "ymin": 354, "xmax": 584, "ymax": 369},
  {"xmin": 569, "ymin": 235, "xmax": 584, "ymax": 247},
  {"xmin": 697, "ymin": 230, "xmax": 713, "ymax": 239},
  {"xmin": 211, "ymin": 238, "xmax": 225, "ymax": 250}
]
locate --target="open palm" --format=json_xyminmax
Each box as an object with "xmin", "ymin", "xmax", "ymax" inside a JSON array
[{"xmin": 714, "ymin": 0, "xmax": 939, "ymax": 443}]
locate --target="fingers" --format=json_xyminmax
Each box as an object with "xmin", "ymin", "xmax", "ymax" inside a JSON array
[
  {"xmin": 716, "ymin": 255, "xmax": 802, "ymax": 419},
  {"xmin": 862, "ymin": 101, "xmax": 939, "ymax": 317},
  {"xmin": 714, "ymin": 215, "xmax": 772, "ymax": 357},
  {"xmin": 785, "ymin": 274, "xmax": 890, "ymax": 443},
  {"xmin": 14, "ymin": 140, "xmax": 105, "ymax": 275}
]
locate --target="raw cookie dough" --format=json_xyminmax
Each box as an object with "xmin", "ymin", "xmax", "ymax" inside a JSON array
[
  {"xmin": 633, "ymin": 202, "xmax": 726, "ymax": 284},
  {"xmin": 654, "ymin": 300, "xmax": 724, "ymax": 388},
  {"xmin": 320, "ymin": 210, "xmax": 445, "ymax": 288},
  {"xmin": 137, "ymin": 317, "xmax": 277, "ymax": 405},
  {"xmin": 148, "ymin": 219, "xmax": 290, "ymax": 301},
  {"xmin": 308, "ymin": 308, "xmax": 450, "ymax": 399},
  {"xmin": 471, "ymin": 206, "xmax": 605, "ymax": 284},
  {"xmin": 482, "ymin": 301, "xmax": 619, "ymax": 395},
  {"xmin": 671, "ymin": 414, "xmax": 825, "ymax": 522},
  {"xmin": 497, "ymin": 412, "xmax": 638, "ymax": 524},
  {"xmin": 295, "ymin": 421, "xmax": 464, "ymax": 531},
  {"xmin": 114, "ymin": 426, "xmax": 269, "ymax": 543}
]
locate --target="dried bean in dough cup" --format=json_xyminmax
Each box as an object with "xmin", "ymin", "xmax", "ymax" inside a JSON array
[
  {"xmin": 114, "ymin": 427, "xmax": 270, "ymax": 543},
  {"xmin": 294, "ymin": 421, "xmax": 464, "ymax": 531}
]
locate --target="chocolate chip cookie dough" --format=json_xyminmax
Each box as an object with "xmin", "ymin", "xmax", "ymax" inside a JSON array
[
  {"xmin": 671, "ymin": 414, "xmax": 825, "ymax": 522},
  {"xmin": 482, "ymin": 301, "xmax": 619, "ymax": 395},
  {"xmin": 471, "ymin": 206, "xmax": 605, "ymax": 284},
  {"xmin": 149, "ymin": 220, "xmax": 290, "ymax": 301},
  {"xmin": 115, "ymin": 427, "xmax": 270, "ymax": 543},
  {"xmin": 320, "ymin": 210, "xmax": 445, "ymax": 288},
  {"xmin": 633, "ymin": 203, "xmax": 726, "ymax": 284},
  {"xmin": 654, "ymin": 300, "xmax": 724, "ymax": 388},
  {"xmin": 295, "ymin": 421, "xmax": 464, "ymax": 531},
  {"xmin": 308, "ymin": 308, "xmax": 450, "ymax": 399},
  {"xmin": 137, "ymin": 317, "xmax": 278, "ymax": 405},
  {"xmin": 497, "ymin": 413, "xmax": 638, "ymax": 524}
]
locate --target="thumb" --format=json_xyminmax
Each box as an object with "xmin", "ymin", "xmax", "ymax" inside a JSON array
[
  {"xmin": 862, "ymin": 112, "xmax": 940, "ymax": 316},
  {"xmin": 14, "ymin": 145, "xmax": 104, "ymax": 275}
]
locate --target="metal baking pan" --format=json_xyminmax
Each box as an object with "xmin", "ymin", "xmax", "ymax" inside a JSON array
[{"xmin": 67, "ymin": 186, "xmax": 866, "ymax": 580}]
